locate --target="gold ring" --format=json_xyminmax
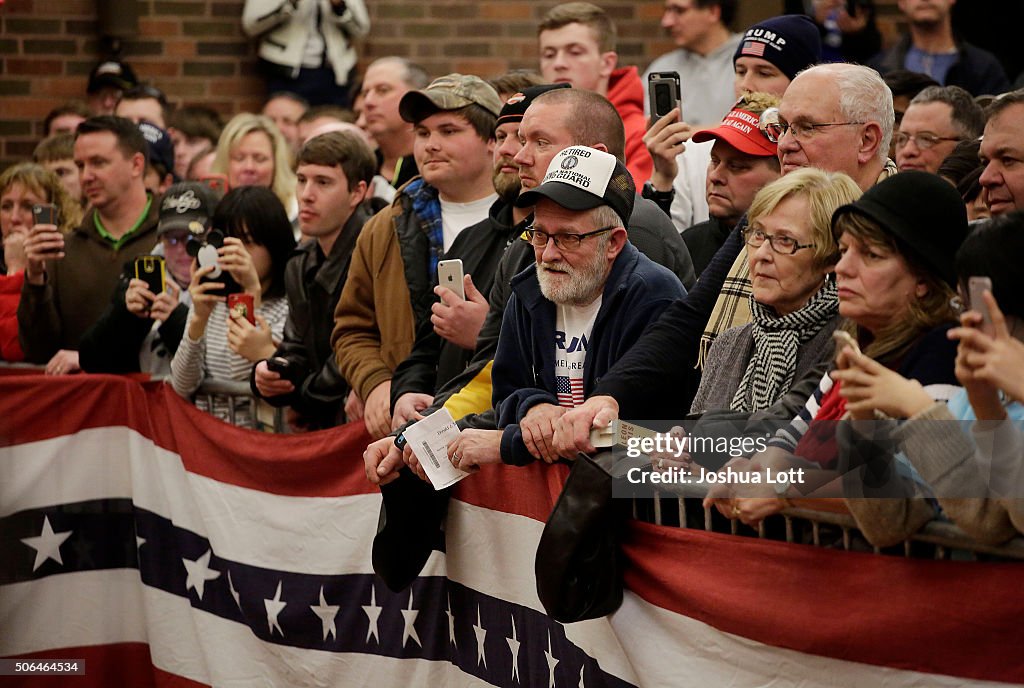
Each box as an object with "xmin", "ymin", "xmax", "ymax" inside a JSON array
[
  {"xmin": 452, "ymin": 453, "xmax": 461, "ymax": 464},
  {"xmin": 731, "ymin": 505, "xmax": 741, "ymax": 517},
  {"xmin": 657, "ymin": 458, "xmax": 664, "ymax": 469}
]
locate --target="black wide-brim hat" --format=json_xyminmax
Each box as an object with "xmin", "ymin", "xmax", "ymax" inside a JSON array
[{"xmin": 831, "ymin": 170, "xmax": 968, "ymax": 287}]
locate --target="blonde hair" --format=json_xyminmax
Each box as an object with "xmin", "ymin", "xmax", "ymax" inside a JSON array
[
  {"xmin": 0, "ymin": 163, "xmax": 80, "ymax": 233},
  {"xmin": 832, "ymin": 212, "xmax": 956, "ymax": 362},
  {"xmin": 212, "ymin": 113, "xmax": 296, "ymax": 211},
  {"xmin": 747, "ymin": 167, "xmax": 861, "ymax": 270}
]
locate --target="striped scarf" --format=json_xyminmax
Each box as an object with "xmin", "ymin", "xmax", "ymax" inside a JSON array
[
  {"xmin": 405, "ymin": 178, "xmax": 444, "ymax": 281},
  {"xmin": 730, "ymin": 278, "xmax": 839, "ymax": 412}
]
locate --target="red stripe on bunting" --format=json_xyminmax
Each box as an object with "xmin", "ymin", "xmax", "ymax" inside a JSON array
[
  {"xmin": 452, "ymin": 460, "xmax": 569, "ymax": 522},
  {"xmin": 4, "ymin": 643, "xmax": 209, "ymax": 688},
  {"xmin": 622, "ymin": 521, "xmax": 1024, "ymax": 684},
  {"xmin": 0, "ymin": 374, "xmax": 376, "ymax": 499}
]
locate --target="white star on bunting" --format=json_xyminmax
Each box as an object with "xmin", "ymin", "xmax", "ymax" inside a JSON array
[
  {"xmin": 446, "ymin": 594, "xmax": 457, "ymax": 648},
  {"xmin": 362, "ymin": 586, "xmax": 382, "ymax": 644},
  {"xmin": 264, "ymin": 580, "xmax": 287, "ymax": 637},
  {"xmin": 228, "ymin": 571, "xmax": 242, "ymax": 611},
  {"xmin": 401, "ymin": 590, "xmax": 421, "ymax": 648},
  {"xmin": 182, "ymin": 549, "xmax": 220, "ymax": 600},
  {"xmin": 506, "ymin": 616, "xmax": 521, "ymax": 682},
  {"xmin": 21, "ymin": 516, "xmax": 72, "ymax": 572},
  {"xmin": 310, "ymin": 586, "xmax": 340, "ymax": 642},
  {"xmin": 473, "ymin": 605, "xmax": 487, "ymax": 668},
  {"xmin": 545, "ymin": 631, "xmax": 559, "ymax": 688}
]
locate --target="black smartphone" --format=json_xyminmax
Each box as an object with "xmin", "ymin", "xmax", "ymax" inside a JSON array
[
  {"xmin": 267, "ymin": 356, "xmax": 304, "ymax": 385},
  {"xmin": 134, "ymin": 255, "xmax": 166, "ymax": 294},
  {"xmin": 32, "ymin": 203, "xmax": 58, "ymax": 226},
  {"xmin": 647, "ymin": 71, "xmax": 681, "ymax": 120},
  {"xmin": 266, "ymin": 356, "xmax": 289, "ymax": 375}
]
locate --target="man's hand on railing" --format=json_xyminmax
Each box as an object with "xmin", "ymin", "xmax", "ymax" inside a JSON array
[
  {"xmin": 552, "ymin": 395, "xmax": 619, "ymax": 457},
  {"xmin": 45, "ymin": 349, "xmax": 80, "ymax": 376},
  {"xmin": 363, "ymin": 435, "xmax": 403, "ymax": 486},
  {"xmin": 521, "ymin": 403, "xmax": 566, "ymax": 463}
]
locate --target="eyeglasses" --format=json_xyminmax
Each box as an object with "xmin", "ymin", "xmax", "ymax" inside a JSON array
[
  {"xmin": 745, "ymin": 228, "xmax": 815, "ymax": 255},
  {"xmin": 762, "ymin": 117, "xmax": 865, "ymax": 143},
  {"xmin": 162, "ymin": 233, "xmax": 189, "ymax": 246},
  {"xmin": 894, "ymin": 131, "xmax": 961, "ymax": 150},
  {"xmin": 524, "ymin": 225, "xmax": 614, "ymax": 250}
]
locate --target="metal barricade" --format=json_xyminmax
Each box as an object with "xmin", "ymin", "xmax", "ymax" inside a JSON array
[
  {"xmin": 194, "ymin": 377, "xmax": 286, "ymax": 433},
  {"xmin": 637, "ymin": 487, "xmax": 1024, "ymax": 561}
]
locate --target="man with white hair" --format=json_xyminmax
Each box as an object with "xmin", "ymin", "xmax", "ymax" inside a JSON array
[{"xmin": 553, "ymin": 62, "xmax": 897, "ymax": 455}]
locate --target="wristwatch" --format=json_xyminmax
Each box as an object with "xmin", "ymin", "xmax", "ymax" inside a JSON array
[{"xmin": 642, "ymin": 181, "xmax": 674, "ymax": 203}]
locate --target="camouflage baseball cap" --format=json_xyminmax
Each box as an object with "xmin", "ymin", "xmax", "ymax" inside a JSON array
[{"xmin": 399, "ymin": 73, "xmax": 503, "ymax": 123}]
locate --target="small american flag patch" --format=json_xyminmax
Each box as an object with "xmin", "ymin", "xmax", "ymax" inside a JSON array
[
  {"xmin": 556, "ymin": 375, "xmax": 585, "ymax": 408},
  {"xmin": 742, "ymin": 40, "xmax": 766, "ymax": 57}
]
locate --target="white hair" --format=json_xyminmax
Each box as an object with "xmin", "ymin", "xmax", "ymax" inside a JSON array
[{"xmin": 798, "ymin": 63, "xmax": 894, "ymax": 164}]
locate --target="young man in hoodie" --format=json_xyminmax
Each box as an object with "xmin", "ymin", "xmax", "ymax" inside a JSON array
[{"xmin": 537, "ymin": 2, "xmax": 653, "ymax": 186}]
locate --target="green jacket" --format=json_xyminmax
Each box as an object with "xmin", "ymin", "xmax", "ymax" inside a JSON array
[{"xmin": 18, "ymin": 198, "xmax": 160, "ymax": 363}]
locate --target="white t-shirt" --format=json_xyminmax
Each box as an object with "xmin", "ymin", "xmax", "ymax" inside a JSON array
[
  {"xmin": 553, "ymin": 296, "xmax": 602, "ymax": 408},
  {"xmin": 439, "ymin": 194, "xmax": 496, "ymax": 252},
  {"xmin": 671, "ymin": 139, "xmax": 712, "ymax": 234}
]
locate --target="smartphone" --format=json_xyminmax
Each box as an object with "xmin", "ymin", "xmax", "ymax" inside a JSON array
[
  {"xmin": 647, "ymin": 71, "xmax": 681, "ymax": 121},
  {"xmin": 134, "ymin": 255, "xmax": 166, "ymax": 294},
  {"xmin": 32, "ymin": 203, "xmax": 58, "ymax": 226},
  {"xmin": 227, "ymin": 292, "xmax": 255, "ymax": 325},
  {"xmin": 437, "ymin": 259, "xmax": 465, "ymax": 300},
  {"xmin": 832, "ymin": 330, "xmax": 861, "ymax": 356},
  {"xmin": 266, "ymin": 357, "xmax": 289, "ymax": 375},
  {"xmin": 968, "ymin": 276, "xmax": 994, "ymax": 336}
]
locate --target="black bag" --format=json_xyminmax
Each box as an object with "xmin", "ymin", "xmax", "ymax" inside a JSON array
[{"xmin": 535, "ymin": 452, "xmax": 626, "ymax": 623}]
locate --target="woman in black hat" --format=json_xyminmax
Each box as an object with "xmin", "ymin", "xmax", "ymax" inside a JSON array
[
  {"xmin": 703, "ymin": 171, "xmax": 968, "ymax": 527},
  {"xmin": 831, "ymin": 211, "xmax": 1024, "ymax": 546}
]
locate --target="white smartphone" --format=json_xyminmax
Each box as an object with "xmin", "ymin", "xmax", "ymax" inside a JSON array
[{"xmin": 437, "ymin": 259, "xmax": 465, "ymax": 300}]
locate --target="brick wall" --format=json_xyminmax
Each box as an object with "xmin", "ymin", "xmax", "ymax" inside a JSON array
[{"xmin": 0, "ymin": 0, "xmax": 911, "ymax": 171}]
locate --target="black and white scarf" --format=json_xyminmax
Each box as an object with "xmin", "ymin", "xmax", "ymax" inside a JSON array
[{"xmin": 730, "ymin": 278, "xmax": 838, "ymax": 412}]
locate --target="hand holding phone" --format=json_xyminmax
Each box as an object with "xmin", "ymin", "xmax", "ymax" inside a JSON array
[
  {"xmin": 437, "ymin": 259, "xmax": 465, "ymax": 300},
  {"xmin": 24, "ymin": 206, "xmax": 65, "ymax": 282}
]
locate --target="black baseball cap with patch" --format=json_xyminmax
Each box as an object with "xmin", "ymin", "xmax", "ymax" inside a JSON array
[
  {"xmin": 157, "ymin": 182, "xmax": 219, "ymax": 237},
  {"xmin": 516, "ymin": 147, "xmax": 635, "ymax": 227}
]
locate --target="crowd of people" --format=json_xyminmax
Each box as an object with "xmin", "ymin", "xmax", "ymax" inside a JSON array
[{"xmin": 4, "ymin": 0, "xmax": 1024, "ymax": 594}]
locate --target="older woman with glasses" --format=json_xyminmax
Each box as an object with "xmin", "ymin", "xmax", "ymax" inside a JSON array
[
  {"xmin": 691, "ymin": 168, "xmax": 861, "ymax": 414},
  {"xmin": 703, "ymin": 171, "xmax": 968, "ymax": 527}
]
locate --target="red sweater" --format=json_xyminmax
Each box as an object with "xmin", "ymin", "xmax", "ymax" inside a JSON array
[
  {"xmin": 0, "ymin": 271, "xmax": 24, "ymax": 361},
  {"xmin": 607, "ymin": 66, "xmax": 654, "ymax": 187}
]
